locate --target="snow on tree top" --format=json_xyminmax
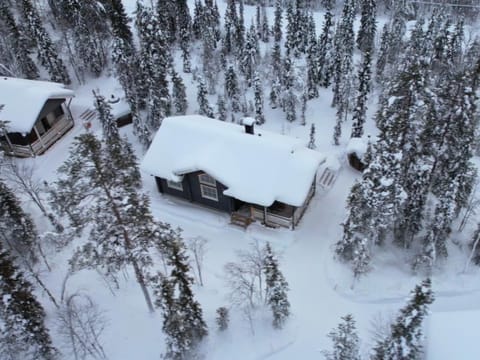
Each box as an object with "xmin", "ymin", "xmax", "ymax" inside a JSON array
[
  {"xmin": 141, "ymin": 115, "xmax": 325, "ymax": 207},
  {"xmin": 0, "ymin": 77, "xmax": 74, "ymax": 133}
]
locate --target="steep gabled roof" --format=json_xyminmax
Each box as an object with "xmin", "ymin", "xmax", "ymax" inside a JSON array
[
  {"xmin": 141, "ymin": 115, "xmax": 325, "ymax": 207},
  {"xmin": 0, "ymin": 77, "xmax": 75, "ymax": 133}
]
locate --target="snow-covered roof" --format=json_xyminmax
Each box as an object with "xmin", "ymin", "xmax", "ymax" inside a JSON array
[
  {"xmin": 0, "ymin": 77, "xmax": 75, "ymax": 133},
  {"xmin": 426, "ymin": 309, "xmax": 480, "ymax": 360},
  {"xmin": 141, "ymin": 115, "xmax": 325, "ymax": 207}
]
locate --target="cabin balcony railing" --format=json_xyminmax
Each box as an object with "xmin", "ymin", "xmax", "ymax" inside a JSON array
[{"xmin": 3, "ymin": 114, "xmax": 74, "ymax": 157}]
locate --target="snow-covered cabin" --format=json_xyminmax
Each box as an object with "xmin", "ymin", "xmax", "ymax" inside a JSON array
[
  {"xmin": 0, "ymin": 77, "xmax": 75, "ymax": 157},
  {"xmin": 141, "ymin": 115, "xmax": 325, "ymax": 229}
]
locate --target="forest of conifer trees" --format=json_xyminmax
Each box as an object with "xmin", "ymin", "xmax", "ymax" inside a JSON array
[{"xmin": 1, "ymin": 0, "xmax": 480, "ymax": 358}]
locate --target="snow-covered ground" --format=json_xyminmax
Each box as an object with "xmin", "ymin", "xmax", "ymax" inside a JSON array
[{"xmin": 12, "ymin": 1, "xmax": 480, "ymax": 359}]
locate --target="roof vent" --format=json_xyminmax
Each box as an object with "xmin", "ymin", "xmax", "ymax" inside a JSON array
[{"xmin": 242, "ymin": 117, "xmax": 255, "ymax": 135}]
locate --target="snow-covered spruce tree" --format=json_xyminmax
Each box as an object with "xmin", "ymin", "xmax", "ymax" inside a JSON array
[
  {"xmin": 375, "ymin": 24, "xmax": 390, "ymax": 85},
  {"xmin": 323, "ymin": 314, "xmax": 360, "ymax": 360},
  {"xmin": 191, "ymin": 0, "xmax": 204, "ymax": 40},
  {"xmin": 241, "ymin": 23, "xmax": 260, "ymax": 88},
  {"xmin": 371, "ymin": 278, "xmax": 434, "ymax": 360},
  {"xmin": 216, "ymin": 94, "xmax": 227, "ymax": 121},
  {"xmin": 50, "ymin": 132, "xmax": 171, "ymax": 313},
  {"xmin": 235, "ymin": 0, "xmax": 246, "ymax": 54},
  {"xmin": 357, "ymin": 0, "xmax": 376, "ymax": 53},
  {"xmin": 223, "ymin": 0, "xmax": 238, "ymax": 56},
  {"xmin": 263, "ymin": 242, "xmax": 290, "ymax": 329},
  {"xmin": 197, "ymin": 76, "xmax": 215, "ymax": 118},
  {"xmin": 154, "ymin": 236, "xmax": 208, "ymax": 360},
  {"xmin": 216, "ymin": 307, "xmax": 229, "ymax": 331},
  {"xmin": 93, "ymin": 90, "xmax": 117, "ymax": 140},
  {"xmin": 350, "ymin": 51, "xmax": 372, "ymax": 138},
  {"xmin": 317, "ymin": 0, "xmax": 335, "ymax": 88},
  {"xmin": 107, "ymin": 0, "xmax": 146, "ymax": 147},
  {"xmin": 0, "ymin": 3, "xmax": 39, "ymax": 79},
  {"xmin": 331, "ymin": 0, "xmax": 355, "ymax": 108},
  {"xmin": 53, "ymin": 0, "xmax": 109, "ymax": 79},
  {"xmin": 136, "ymin": 2, "xmax": 171, "ymax": 135},
  {"xmin": 273, "ymin": 0, "xmax": 282, "ymax": 43},
  {"xmin": 335, "ymin": 181, "xmax": 372, "ymax": 279},
  {"xmin": 306, "ymin": 13, "xmax": 319, "ymax": 100},
  {"xmin": 0, "ymin": 178, "xmax": 38, "ymax": 266},
  {"xmin": 171, "ymin": 70, "xmax": 188, "ymax": 115},
  {"xmin": 200, "ymin": 6, "xmax": 220, "ymax": 94},
  {"xmin": 19, "ymin": 0, "xmax": 70, "ymax": 84},
  {"xmin": 308, "ymin": 123, "xmax": 316, "ymax": 150},
  {"xmin": 0, "ymin": 243, "xmax": 59, "ymax": 360},
  {"xmin": 253, "ymin": 71, "xmax": 265, "ymax": 124},
  {"xmin": 225, "ymin": 65, "xmax": 241, "ymax": 113}
]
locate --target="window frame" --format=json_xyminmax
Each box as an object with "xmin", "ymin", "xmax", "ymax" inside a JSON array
[
  {"xmin": 198, "ymin": 173, "xmax": 216, "ymax": 186},
  {"xmin": 200, "ymin": 184, "xmax": 218, "ymax": 201},
  {"xmin": 166, "ymin": 179, "xmax": 184, "ymax": 191}
]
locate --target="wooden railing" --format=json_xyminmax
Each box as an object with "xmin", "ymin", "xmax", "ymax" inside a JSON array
[{"xmin": 5, "ymin": 115, "xmax": 73, "ymax": 157}]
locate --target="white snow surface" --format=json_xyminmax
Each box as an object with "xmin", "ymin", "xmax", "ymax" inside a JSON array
[
  {"xmin": 426, "ymin": 309, "xmax": 480, "ymax": 360},
  {"xmin": 7, "ymin": 2, "xmax": 480, "ymax": 360},
  {"xmin": 0, "ymin": 77, "xmax": 75, "ymax": 133},
  {"xmin": 141, "ymin": 115, "xmax": 325, "ymax": 207}
]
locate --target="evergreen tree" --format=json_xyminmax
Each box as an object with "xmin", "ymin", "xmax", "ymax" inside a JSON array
[
  {"xmin": 50, "ymin": 133, "xmax": 173, "ymax": 313},
  {"xmin": 223, "ymin": 0, "xmax": 238, "ymax": 55},
  {"xmin": 336, "ymin": 182, "xmax": 372, "ymax": 278},
  {"xmin": 197, "ymin": 76, "xmax": 215, "ymax": 118},
  {"xmin": 216, "ymin": 307, "xmax": 229, "ymax": 331},
  {"xmin": 0, "ymin": 243, "xmax": 59, "ymax": 360},
  {"xmin": 172, "ymin": 70, "xmax": 188, "ymax": 115},
  {"xmin": 273, "ymin": 0, "xmax": 282, "ymax": 43},
  {"xmin": 20, "ymin": 0, "xmax": 70, "ymax": 84},
  {"xmin": 235, "ymin": 0, "xmax": 246, "ymax": 54},
  {"xmin": 216, "ymin": 94, "xmax": 227, "ymax": 121},
  {"xmin": 93, "ymin": 90, "xmax": 117, "ymax": 140},
  {"xmin": 154, "ymin": 236, "xmax": 208, "ymax": 360},
  {"xmin": 323, "ymin": 314, "xmax": 360, "ymax": 360},
  {"xmin": 351, "ymin": 51, "xmax": 372, "ymax": 138},
  {"xmin": 241, "ymin": 23, "xmax": 260, "ymax": 87},
  {"xmin": 225, "ymin": 65, "xmax": 241, "ymax": 112},
  {"xmin": 375, "ymin": 24, "xmax": 390, "ymax": 84},
  {"xmin": 263, "ymin": 242, "xmax": 290, "ymax": 329},
  {"xmin": 136, "ymin": 2, "xmax": 171, "ymax": 136},
  {"xmin": 0, "ymin": 3, "xmax": 39, "ymax": 79},
  {"xmin": 54, "ymin": 0, "xmax": 109, "ymax": 79},
  {"xmin": 306, "ymin": 13, "xmax": 319, "ymax": 99},
  {"xmin": 308, "ymin": 123, "xmax": 316, "ymax": 149},
  {"xmin": 0, "ymin": 179, "xmax": 38, "ymax": 264},
  {"xmin": 372, "ymin": 279, "xmax": 434, "ymax": 360},
  {"xmin": 253, "ymin": 72, "xmax": 265, "ymax": 124},
  {"xmin": 357, "ymin": 0, "xmax": 377, "ymax": 53},
  {"xmin": 104, "ymin": 0, "xmax": 134, "ymax": 46},
  {"xmin": 332, "ymin": 0, "xmax": 355, "ymax": 108},
  {"xmin": 317, "ymin": 0, "xmax": 335, "ymax": 88}
]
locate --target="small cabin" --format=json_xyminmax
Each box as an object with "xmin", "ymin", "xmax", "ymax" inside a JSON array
[
  {"xmin": 141, "ymin": 115, "xmax": 325, "ymax": 229},
  {"xmin": 0, "ymin": 77, "xmax": 75, "ymax": 157}
]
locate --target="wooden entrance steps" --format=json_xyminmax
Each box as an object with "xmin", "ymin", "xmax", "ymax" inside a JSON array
[{"xmin": 230, "ymin": 212, "xmax": 253, "ymax": 228}]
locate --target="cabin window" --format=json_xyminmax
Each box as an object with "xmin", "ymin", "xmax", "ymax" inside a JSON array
[
  {"xmin": 200, "ymin": 184, "xmax": 218, "ymax": 201},
  {"xmin": 166, "ymin": 180, "xmax": 183, "ymax": 191},
  {"xmin": 198, "ymin": 173, "xmax": 216, "ymax": 186}
]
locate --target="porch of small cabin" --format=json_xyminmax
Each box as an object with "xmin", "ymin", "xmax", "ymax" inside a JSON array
[
  {"xmin": 230, "ymin": 179, "xmax": 316, "ymax": 229},
  {"xmin": 1, "ymin": 100, "xmax": 74, "ymax": 157}
]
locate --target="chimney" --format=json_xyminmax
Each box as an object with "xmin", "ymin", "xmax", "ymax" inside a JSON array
[{"xmin": 242, "ymin": 117, "xmax": 255, "ymax": 135}]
